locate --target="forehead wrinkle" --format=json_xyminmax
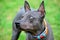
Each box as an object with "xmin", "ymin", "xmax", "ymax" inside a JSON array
[
  {"xmin": 23, "ymin": 11, "xmax": 31, "ymax": 17},
  {"xmin": 30, "ymin": 12, "xmax": 40, "ymax": 18},
  {"xmin": 23, "ymin": 11, "xmax": 41, "ymax": 19}
]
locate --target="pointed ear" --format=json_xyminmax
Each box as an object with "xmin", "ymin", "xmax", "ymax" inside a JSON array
[
  {"xmin": 24, "ymin": 0, "xmax": 31, "ymax": 12},
  {"xmin": 38, "ymin": 0, "xmax": 45, "ymax": 17}
]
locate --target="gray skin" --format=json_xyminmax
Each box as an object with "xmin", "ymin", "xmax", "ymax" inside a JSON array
[{"xmin": 11, "ymin": 1, "xmax": 54, "ymax": 40}]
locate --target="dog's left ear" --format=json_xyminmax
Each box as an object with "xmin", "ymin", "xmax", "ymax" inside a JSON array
[
  {"xmin": 38, "ymin": 0, "xmax": 45, "ymax": 18},
  {"xmin": 24, "ymin": 0, "xmax": 31, "ymax": 12}
]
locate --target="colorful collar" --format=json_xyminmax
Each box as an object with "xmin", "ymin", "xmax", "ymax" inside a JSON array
[{"xmin": 33, "ymin": 19, "xmax": 48, "ymax": 40}]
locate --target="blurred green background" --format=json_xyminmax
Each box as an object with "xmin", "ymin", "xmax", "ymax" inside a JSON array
[{"xmin": 0, "ymin": 0, "xmax": 60, "ymax": 40}]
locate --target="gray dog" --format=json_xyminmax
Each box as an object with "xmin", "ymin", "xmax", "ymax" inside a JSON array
[{"xmin": 11, "ymin": 0, "xmax": 54, "ymax": 40}]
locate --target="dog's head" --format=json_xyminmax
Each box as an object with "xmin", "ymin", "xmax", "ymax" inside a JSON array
[{"xmin": 15, "ymin": 0, "xmax": 45, "ymax": 32}]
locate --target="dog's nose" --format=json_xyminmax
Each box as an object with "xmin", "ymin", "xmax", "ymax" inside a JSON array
[{"xmin": 15, "ymin": 22, "xmax": 20, "ymax": 29}]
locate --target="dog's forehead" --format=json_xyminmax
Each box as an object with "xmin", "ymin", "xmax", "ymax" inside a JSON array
[{"xmin": 23, "ymin": 11, "xmax": 41, "ymax": 18}]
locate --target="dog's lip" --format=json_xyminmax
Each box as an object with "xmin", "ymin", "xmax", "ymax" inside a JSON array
[
  {"xmin": 21, "ymin": 29, "xmax": 42, "ymax": 35},
  {"xmin": 21, "ymin": 28, "xmax": 39, "ymax": 35},
  {"xmin": 21, "ymin": 28, "xmax": 35, "ymax": 31},
  {"xmin": 22, "ymin": 29, "xmax": 35, "ymax": 32}
]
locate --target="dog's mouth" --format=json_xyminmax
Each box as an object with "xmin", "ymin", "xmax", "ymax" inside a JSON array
[
  {"xmin": 26, "ymin": 30, "xmax": 37, "ymax": 35},
  {"xmin": 20, "ymin": 28, "xmax": 38, "ymax": 35}
]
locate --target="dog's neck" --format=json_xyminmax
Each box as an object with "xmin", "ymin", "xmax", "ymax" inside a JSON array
[{"xmin": 31, "ymin": 19, "xmax": 48, "ymax": 40}]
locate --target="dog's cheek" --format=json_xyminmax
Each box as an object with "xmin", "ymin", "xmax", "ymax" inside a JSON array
[{"xmin": 32, "ymin": 23, "xmax": 39, "ymax": 30}]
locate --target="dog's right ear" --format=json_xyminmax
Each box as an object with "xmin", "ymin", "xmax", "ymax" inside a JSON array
[
  {"xmin": 38, "ymin": 0, "xmax": 45, "ymax": 18},
  {"xmin": 24, "ymin": 0, "xmax": 31, "ymax": 12}
]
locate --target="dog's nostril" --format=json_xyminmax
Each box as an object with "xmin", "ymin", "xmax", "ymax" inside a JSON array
[{"xmin": 15, "ymin": 23, "xmax": 20, "ymax": 29}]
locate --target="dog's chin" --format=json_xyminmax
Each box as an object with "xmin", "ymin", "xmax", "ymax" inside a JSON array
[{"xmin": 22, "ymin": 29, "xmax": 35, "ymax": 34}]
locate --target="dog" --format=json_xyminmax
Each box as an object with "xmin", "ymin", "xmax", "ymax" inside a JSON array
[{"xmin": 11, "ymin": 0, "xmax": 54, "ymax": 40}]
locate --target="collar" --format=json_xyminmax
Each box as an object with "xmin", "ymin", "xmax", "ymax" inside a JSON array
[{"xmin": 33, "ymin": 19, "xmax": 48, "ymax": 40}]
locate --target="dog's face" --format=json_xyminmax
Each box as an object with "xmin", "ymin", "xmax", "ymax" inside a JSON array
[
  {"xmin": 20, "ymin": 11, "xmax": 42, "ymax": 30},
  {"xmin": 15, "ymin": 1, "xmax": 45, "ymax": 32}
]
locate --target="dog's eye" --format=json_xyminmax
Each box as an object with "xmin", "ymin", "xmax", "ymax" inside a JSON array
[{"xmin": 29, "ymin": 17, "xmax": 34, "ymax": 23}]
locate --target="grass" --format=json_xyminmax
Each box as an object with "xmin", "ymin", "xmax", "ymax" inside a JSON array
[{"xmin": 0, "ymin": 0, "xmax": 60, "ymax": 40}]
